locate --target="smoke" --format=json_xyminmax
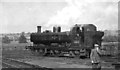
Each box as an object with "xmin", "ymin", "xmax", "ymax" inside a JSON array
[{"xmin": 46, "ymin": 0, "xmax": 118, "ymax": 31}]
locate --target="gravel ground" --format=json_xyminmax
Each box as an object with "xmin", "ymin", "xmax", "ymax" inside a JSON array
[
  {"xmin": 2, "ymin": 43, "xmax": 116, "ymax": 69},
  {"xmin": 2, "ymin": 49, "xmax": 115, "ymax": 68}
]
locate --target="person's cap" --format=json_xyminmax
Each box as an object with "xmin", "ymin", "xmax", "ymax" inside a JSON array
[{"xmin": 94, "ymin": 44, "xmax": 99, "ymax": 46}]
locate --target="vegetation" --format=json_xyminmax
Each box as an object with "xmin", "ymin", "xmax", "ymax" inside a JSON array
[
  {"xmin": 18, "ymin": 32, "xmax": 27, "ymax": 43},
  {"xmin": 103, "ymin": 35, "xmax": 118, "ymax": 42},
  {"xmin": 103, "ymin": 30, "xmax": 120, "ymax": 42},
  {"xmin": 2, "ymin": 35, "xmax": 11, "ymax": 43}
]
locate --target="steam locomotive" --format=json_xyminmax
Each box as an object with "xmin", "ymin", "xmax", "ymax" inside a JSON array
[{"xmin": 27, "ymin": 24, "xmax": 104, "ymax": 58}]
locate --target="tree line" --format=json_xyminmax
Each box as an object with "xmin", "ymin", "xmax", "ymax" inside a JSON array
[
  {"xmin": 103, "ymin": 35, "xmax": 120, "ymax": 42},
  {"xmin": 2, "ymin": 32, "xmax": 27, "ymax": 44}
]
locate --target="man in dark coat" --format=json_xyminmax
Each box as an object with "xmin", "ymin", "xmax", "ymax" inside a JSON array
[{"xmin": 90, "ymin": 44, "xmax": 102, "ymax": 70}]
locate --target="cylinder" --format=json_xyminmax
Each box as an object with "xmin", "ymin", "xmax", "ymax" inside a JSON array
[{"xmin": 37, "ymin": 26, "xmax": 41, "ymax": 33}]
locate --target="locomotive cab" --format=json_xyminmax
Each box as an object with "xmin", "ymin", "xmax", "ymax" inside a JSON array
[
  {"xmin": 69, "ymin": 24, "xmax": 103, "ymax": 49},
  {"xmin": 70, "ymin": 24, "xmax": 83, "ymax": 47}
]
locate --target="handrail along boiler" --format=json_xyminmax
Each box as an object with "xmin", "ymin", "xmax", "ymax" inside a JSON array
[{"xmin": 27, "ymin": 24, "xmax": 104, "ymax": 58}]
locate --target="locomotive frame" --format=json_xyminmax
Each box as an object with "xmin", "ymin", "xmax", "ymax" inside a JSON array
[{"xmin": 26, "ymin": 24, "xmax": 104, "ymax": 58}]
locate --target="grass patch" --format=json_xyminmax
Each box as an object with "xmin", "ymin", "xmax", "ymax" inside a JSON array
[{"xmin": 2, "ymin": 42, "xmax": 32, "ymax": 59}]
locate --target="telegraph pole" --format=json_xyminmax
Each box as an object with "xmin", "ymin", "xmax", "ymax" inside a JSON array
[{"xmin": 112, "ymin": 1, "xmax": 120, "ymax": 70}]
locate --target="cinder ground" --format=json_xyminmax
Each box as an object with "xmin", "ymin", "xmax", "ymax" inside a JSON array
[{"xmin": 2, "ymin": 41, "xmax": 116, "ymax": 69}]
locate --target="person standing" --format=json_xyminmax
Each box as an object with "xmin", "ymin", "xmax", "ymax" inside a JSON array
[{"xmin": 90, "ymin": 44, "xmax": 102, "ymax": 70}]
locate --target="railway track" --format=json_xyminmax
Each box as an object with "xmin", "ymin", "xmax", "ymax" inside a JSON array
[{"xmin": 2, "ymin": 58, "xmax": 50, "ymax": 69}]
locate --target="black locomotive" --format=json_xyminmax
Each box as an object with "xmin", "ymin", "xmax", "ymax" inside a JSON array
[{"xmin": 27, "ymin": 24, "xmax": 104, "ymax": 58}]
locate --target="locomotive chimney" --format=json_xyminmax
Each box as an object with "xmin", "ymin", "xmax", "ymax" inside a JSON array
[
  {"xmin": 58, "ymin": 26, "xmax": 61, "ymax": 32},
  {"xmin": 37, "ymin": 26, "xmax": 41, "ymax": 33},
  {"xmin": 53, "ymin": 26, "xmax": 56, "ymax": 32}
]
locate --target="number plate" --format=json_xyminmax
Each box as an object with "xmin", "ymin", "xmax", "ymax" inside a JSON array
[{"xmin": 74, "ymin": 40, "xmax": 79, "ymax": 43}]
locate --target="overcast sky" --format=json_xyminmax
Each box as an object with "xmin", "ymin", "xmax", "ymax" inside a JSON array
[{"xmin": 0, "ymin": 0, "xmax": 119, "ymax": 33}]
